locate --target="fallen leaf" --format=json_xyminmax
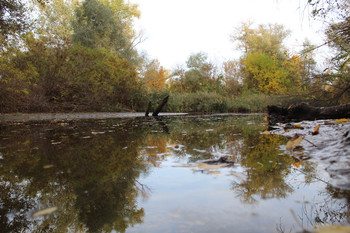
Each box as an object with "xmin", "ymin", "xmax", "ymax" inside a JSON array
[
  {"xmin": 293, "ymin": 161, "xmax": 302, "ymax": 168},
  {"xmin": 197, "ymin": 163, "xmax": 230, "ymax": 169},
  {"xmin": 43, "ymin": 165, "xmax": 54, "ymax": 169},
  {"xmin": 312, "ymin": 124, "xmax": 320, "ymax": 135},
  {"xmin": 286, "ymin": 135, "xmax": 304, "ymax": 150},
  {"xmin": 293, "ymin": 124, "xmax": 302, "ymax": 128},
  {"xmin": 263, "ymin": 115, "xmax": 268, "ymax": 122},
  {"xmin": 261, "ymin": 131, "xmax": 271, "ymax": 134},
  {"xmin": 207, "ymin": 171, "xmax": 221, "ymax": 175},
  {"xmin": 316, "ymin": 225, "xmax": 350, "ymax": 233},
  {"xmin": 335, "ymin": 118, "xmax": 349, "ymax": 124},
  {"xmin": 32, "ymin": 207, "xmax": 58, "ymax": 218}
]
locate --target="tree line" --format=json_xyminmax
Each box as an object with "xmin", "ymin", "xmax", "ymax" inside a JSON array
[{"xmin": 0, "ymin": 0, "xmax": 349, "ymax": 113}]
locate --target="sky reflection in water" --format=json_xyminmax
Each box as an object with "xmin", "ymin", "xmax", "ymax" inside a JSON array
[{"xmin": 0, "ymin": 115, "xmax": 348, "ymax": 233}]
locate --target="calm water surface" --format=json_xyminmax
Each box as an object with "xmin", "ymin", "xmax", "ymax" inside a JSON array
[{"xmin": 0, "ymin": 114, "xmax": 348, "ymax": 233}]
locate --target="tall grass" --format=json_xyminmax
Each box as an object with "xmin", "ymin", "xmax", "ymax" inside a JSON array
[{"xmin": 155, "ymin": 91, "xmax": 283, "ymax": 113}]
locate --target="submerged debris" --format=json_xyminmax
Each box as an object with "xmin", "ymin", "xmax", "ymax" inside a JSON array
[{"xmin": 32, "ymin": 207, "xmax": 58, "ymax": 218}]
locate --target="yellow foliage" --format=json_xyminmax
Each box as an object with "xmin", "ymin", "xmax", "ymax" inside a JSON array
[{"xmin": 143, "ymin": 59, "xmax": 169, "ymax": 91}]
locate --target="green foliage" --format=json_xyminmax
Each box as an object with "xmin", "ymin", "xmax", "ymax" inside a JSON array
[
  {"xmin": 0, "ymin": 0, "xmax": 28, "ymax": 38},
  {"xmin": 232, "ymin": 22, "xmax": 290, "ymax": 60},
  {"xmin": 73, "ymin": 0, "xmax": 125, "ymax": 49},
  {"xmin": 36, "ymin": 0, "xmax": 78, "ymax": 47},
  {"xmin": 170, "ymin": 52, "xmax": 223, "ymax": 94},
  {"xmin": 73, "ymin": 0, "xmax": 140, "ymax": 64},
  {"xmin": 165, "ymin": 91, "xmax": 280, "ymax": 113},
  {"xmin": 0, "ymin": 35, "xmax": 145, "ymax": 112},
  {"xmin": 166, "ymin": 92, "xmax": 228, "ymax": 113}
]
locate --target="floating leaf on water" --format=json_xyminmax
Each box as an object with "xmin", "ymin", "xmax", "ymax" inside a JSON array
[
  {"xmin": 32, "ymin": 207, "xmax": 58, "ymax": 218},
  {"xmin": 312, "ymin": 124, "xmax": 320, "ymax": 135},
  {"xmin": 207, "ymin": 171, "xmax": 221, "ymax": 175},
  {"xmin": 197, "ymin": 163, "xmax": 229, "ymax": 170},
  {"xmin": 286, "ymin": 135, "xmax": 304, "ymax": 150},
  {"xmin": 43, "ymin": 165, "xmax": 54, "ymax": 169},
  {"xmin": 315, "ymin": 225, "xmax": 350, "ymax": 233},
  {"xmin": 335, "ymin": 118, "xmax": 349, "ymax": 124},
  {"xmin": 293, "ymin": 124, "xmax": 302, "ymax": 128},
  {"xmin": 292, "ymin": 161, "xmax": 302, "ymax": 168}
]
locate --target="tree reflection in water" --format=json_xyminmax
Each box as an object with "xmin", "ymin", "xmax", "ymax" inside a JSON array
[
  {"xmin": 233, "ymin": 134, "xmax": 294, "ymax": 203},
  {"xmin": 0, "ymin": 119, "xmax": 152, "ymax": 232},
  {"xmin": 0, "ymin": 115, "xmax": 349, "ymax": 232}
]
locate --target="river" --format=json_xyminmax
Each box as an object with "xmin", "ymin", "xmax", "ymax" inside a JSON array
[{"xmin": 0, "ymin": 114, "xmax": 348, "ymax": 232}]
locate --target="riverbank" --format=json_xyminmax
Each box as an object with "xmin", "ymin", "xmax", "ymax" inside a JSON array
[{"xmin": 0, "ymin": 112, "xmax": 189, "ymax": 122}]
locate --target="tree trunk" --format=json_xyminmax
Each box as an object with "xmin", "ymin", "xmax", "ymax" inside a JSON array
[{"xmin": 267, "ymin": 102, "xmax": 350, "ymax": 125}]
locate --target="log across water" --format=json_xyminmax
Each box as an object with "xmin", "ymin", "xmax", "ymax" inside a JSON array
[{"xmin": 267, "ymin": 102, "xmax": 350, "ymax": 125}]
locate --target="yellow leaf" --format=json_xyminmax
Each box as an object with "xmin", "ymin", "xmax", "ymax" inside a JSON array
[
  {"xmin": 293, "ymin": 124, "xmax": 301, "ymax": 128},
  {"xmin": 316, "ymin": 225, "xmax": 350, "ymax": 233},
  {"xmin": 43, "ymin": 165, "xmax": 55, "ymax": 169},
  {"xmin": 263, "ymin": 115, "xmax": 268, "ymax": 122},
  {"xmin": 32, "ymin": 207, "xmax": 58, "ymax": 218},
  {"xmin": 261, "ymin": 131, "xmax": 271, "ymax": 134},
  {"xmin": 335, "ymin": 119, "xmax": 349, "ymax": 124},
  {"xmin": 286, "ymin": 136, "xmax": 303, "ymax": 150},
  {"xmin": 312, "ymin": 124, "xmax": 320, "ymax": 135},
  {"xmin": 293, "ymin": 161, "xmax": 302, "ymax": 168}
]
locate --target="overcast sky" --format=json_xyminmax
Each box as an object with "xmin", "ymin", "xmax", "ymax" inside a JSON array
[{"xmin": 130, "ymin": 0, "xmax": 327, "ymax": 69}]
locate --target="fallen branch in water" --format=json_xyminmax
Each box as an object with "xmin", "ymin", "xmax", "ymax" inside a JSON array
[
  {"xmin": 267, "ymin": 102, "xmax": 350, "ymax": 125},
  {"xmin": 152, "ymin": 96, "xmax": 169, "ymax": 117}
]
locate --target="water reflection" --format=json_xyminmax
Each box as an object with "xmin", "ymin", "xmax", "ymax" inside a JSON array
[
  {"xmin": 0, "ymin": 119, "xmax": 151, "ymax": 232},
  {"xmin": 0, "ymin": 115, "xmax": 348, "ymax": 232}
]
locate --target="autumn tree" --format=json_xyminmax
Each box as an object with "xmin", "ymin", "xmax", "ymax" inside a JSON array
[
  {"xmin": 170, "ymin": 52, "xmax": 222, "ymax": 93},
  {"xmin": 222, "ymin": 60, "xmax": 243, "ymax": 96},
  {"xmin": 142, "ymin": 59, "xmax": 169, "ymax": 91},
  {"xmin": 232, "ymin": 22, "xmax": 305, "ymax": 94},
  {"xmin": 242, "ymin": 52, "xmax": 290, "ymax": 94}
]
